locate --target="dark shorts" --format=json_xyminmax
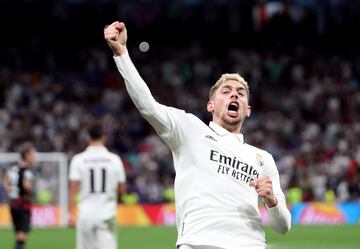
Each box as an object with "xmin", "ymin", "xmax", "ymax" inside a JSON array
[{"xmin": 10, "ymin": 199, "xmax": 31, "ymax": 233}]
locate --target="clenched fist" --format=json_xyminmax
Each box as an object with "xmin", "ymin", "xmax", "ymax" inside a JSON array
[
  {"xmin": 251, "ymin": 176, "xmax": 278, "ymax": 208},
  {"xmin": 104, "ymin": 21, "xmax": 127, "ymax": 56}
]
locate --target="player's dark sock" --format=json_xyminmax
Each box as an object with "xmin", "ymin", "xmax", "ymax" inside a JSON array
[{"xmin": 15, "ymin": 240, "xmax": 25, "ymax": 249}]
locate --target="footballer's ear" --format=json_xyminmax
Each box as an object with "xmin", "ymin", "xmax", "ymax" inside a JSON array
[
  {"xmin": 207, "ymin": 100, "xmax": 214, "ymax": 113},
  {"xmin": 246, "ymin": 105, "xmax": 251, "ymax": 117}
]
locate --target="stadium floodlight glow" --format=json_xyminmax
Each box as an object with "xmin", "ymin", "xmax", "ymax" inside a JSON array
[{"xmin": 139, "ymin": 41, "xmax": 150, "ymax": 52}]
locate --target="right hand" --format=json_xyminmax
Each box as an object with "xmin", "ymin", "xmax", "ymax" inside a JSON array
[
  {"xmin": 67, "ymin": 213, "xmax": 76, "ymax": 228},
  {"xmin": 104, "ymin": 21, "xmax": 127, "ymax": 56}
]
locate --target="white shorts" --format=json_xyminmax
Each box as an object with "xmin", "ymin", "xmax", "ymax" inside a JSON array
[
  {"xmin": 178, "ymin": 245, "xmax": 224, "ymax": 249},
  {"xmin": 77, "ymin": 216, "xmax": 117, "ymax": 249},
  {"xmin": 178, "ymin": 245, "xmax": 257, "ymax": 249}
]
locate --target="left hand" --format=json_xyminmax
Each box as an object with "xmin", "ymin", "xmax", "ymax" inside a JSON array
[{"xmin": 251, "ymin": 176, "xmax": 278, "ymax": 208}]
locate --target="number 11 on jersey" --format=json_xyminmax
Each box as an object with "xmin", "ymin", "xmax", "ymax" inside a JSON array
[{"xmin": 89, "ymin": 168, "xmax": 106, "ymax": 193}]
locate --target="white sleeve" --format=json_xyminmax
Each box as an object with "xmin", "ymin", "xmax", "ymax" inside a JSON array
[
  {"xmin": 114, "ymin": 52, "xmax": 175, "ymax": 137},
  {"xmin": 69, "ymin": 156, "xmax": 81, "ymax": 181},
  {"xmin": 24, "ymin": 169, "xmax": 34, "ymax": 181},
  {"xmin": 263, "ymin": 152, "xmax": 291, "ymax": 234},
  {"xmin": 116, "ymin": 156, "xmax": 126, "ymax": 184}
]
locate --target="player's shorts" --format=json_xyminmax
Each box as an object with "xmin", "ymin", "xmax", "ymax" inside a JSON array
[
  {"xmin": 76, "ymin": 216, "xmax": 117, "ymax": 249},
  {"xmin": 9, "ymin": 199, "xmax": 31, "ymax": 233},
  {"xmin": 178, "ymin": 244, "xmax": 266, "ymax": 249},
  {"xmin": 178, "ymin": 245, "xmax": 224, "ymax": 249}
]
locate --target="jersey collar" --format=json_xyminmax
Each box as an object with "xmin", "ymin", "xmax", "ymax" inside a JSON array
[{"xmin": 209, "ymin": 121, "xmax": 244, "ymax": 144}]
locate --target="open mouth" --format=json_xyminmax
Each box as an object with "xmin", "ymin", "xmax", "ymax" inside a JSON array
[
  {"xmin": 227, "ymin": 102, "xmax": 239, "ymax": 117},
  {"xmin": 228, "ymin": 102, "xmax": 239, "ymax": 112}
]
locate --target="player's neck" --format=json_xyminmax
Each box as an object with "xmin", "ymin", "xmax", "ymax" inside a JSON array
[
  {"xmin": 88, "ymin": 141, "xmax": 105, "ymax": 147},
  {"xmin": 223, "ymin": 124, "xmax": 241, "ymax": 133},
  {"xmin": 19, "ymin": 160, "xmax": 31, "ymax": 168},
  {"xmin": 212, "ymin": 119, "xmax": 243, "ymax": 134}
]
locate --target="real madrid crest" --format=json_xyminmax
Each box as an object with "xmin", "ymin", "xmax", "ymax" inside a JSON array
[{"xmin": 256, "ymin": 153, "xmax": 264, "ymax": 167}]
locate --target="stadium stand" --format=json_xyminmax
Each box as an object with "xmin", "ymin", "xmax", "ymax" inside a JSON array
[{"xmin": 0, "ymin": 0, "xmax": 359, "ymax": 204}]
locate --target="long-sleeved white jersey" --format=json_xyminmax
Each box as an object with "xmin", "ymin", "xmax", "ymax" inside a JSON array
[{"xmin": 114, "ymin": 51, "xmax": 291, "ymax": 249}]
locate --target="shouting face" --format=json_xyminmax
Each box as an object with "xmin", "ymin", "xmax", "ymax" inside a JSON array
[{"xmin": 207, "ymin": 79, "xmax": 251, "ymax": 133}]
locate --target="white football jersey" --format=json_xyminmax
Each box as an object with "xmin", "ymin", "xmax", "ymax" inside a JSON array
[
  {"xmin": 114, "ymin": 52, "xmax": 291, "ymax": 249},
  {"xmin": 69, "ymin": 146, "xmax": 126, "ymax": 220}
]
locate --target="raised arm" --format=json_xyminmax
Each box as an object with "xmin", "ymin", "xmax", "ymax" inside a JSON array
[
  {"xmin": 104, "ymin": 21, "xmax": 127, "ymax": 57},
  {"xmin": 104, "ymin": 21, "xmax": 175, "ymax": 136}
]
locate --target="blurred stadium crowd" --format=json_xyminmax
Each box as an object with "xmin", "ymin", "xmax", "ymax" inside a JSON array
[{"xmin": 0, "ymin": 0, "xmax": 360, "ymax": 204}]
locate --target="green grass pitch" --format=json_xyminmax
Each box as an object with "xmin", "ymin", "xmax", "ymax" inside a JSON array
[{"xmin": 1, "ymin": 225, "xmax": 360, "ymax": 249}]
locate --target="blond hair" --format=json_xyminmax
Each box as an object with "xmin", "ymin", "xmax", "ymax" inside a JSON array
[{"xmin": 209, "ymin": 73, "xmax": 250, "ymax": 101}]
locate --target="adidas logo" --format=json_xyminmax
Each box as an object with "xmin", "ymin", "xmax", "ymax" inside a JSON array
[{"xmin": 205, "ymin": 135, "xmax": 217, "ymax": 142}]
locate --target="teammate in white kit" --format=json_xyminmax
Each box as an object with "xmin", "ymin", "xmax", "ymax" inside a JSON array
[
  {"xmin": 104, "ymin": 21, "xmax": 291, "ymax": 249},
  {"xmin": 68, "ymin": 124, "xmax": 126, "ymax": 249}
]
